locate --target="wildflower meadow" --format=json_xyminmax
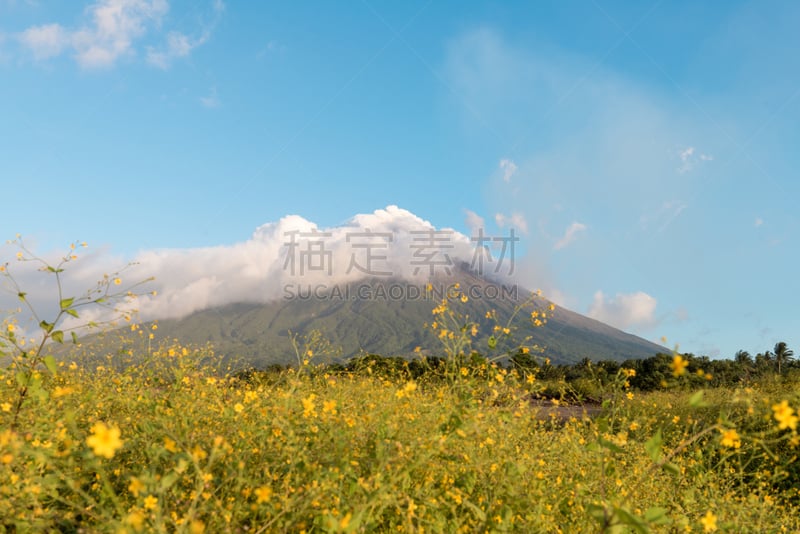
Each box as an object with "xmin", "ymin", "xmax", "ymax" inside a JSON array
[{"xmin": 2, "ymin": 241, "xmax": 800, "ymax": 533}]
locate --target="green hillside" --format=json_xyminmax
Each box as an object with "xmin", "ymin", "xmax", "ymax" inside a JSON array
[{"xmin": 134, "ymin": 274, "xmax": 667, "ymax": 368}]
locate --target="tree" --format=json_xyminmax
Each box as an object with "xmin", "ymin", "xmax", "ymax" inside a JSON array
[
  {"xmin": 773, "ymin": 341, "xmax": 794, "ymax": 375},
  {"xmin": 734, "ymin": 350, "xmax": 753, "ymax": 366}
]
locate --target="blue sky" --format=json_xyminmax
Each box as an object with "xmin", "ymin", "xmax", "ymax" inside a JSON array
[{"xmin": 1, "ymin": 0, "xmax": 799, "ymax": 359}]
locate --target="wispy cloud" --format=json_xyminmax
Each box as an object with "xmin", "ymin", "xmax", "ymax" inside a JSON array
[
  {"xmin": 15, "ymin": 0, "xmax": 222, "ymax": 69},
  {"xmin": 588, "ymin": 290, "xmax": 658, "ymax": 330},
  {"xmin": 754, "ymin": 217, "xmax": 763, "ymax": 228},
  {"xmin": 677, "ymin": 146, "xmax": 713, "ymax": 174},
  {"xmin": 464, "ymin": 209, "xmax": 485, "ymax": 236},
  {"xmin": 256, "ymin": 40, "xmax": 285, "ymax": 60},
  {"xmin": 18, "ymin": 23, "xmax": 69, "ymax": 60},
  {"xmin": 495, "ymin": 212, "xmax": 528, "ymax": 235},
  {"xmin": 554, "ymin": 222, "xmax": 586, "ymax": 250},
  {"xmin": 499, "ymin": 158, "xmax": 517, "ymax": 183},
  {"xmin": 199, "ymin": 86, "xmax": 220, "ymax": 108},
  {"xmin": 146, "ymin": 1, "xmax": 224, "ymax": 69}
]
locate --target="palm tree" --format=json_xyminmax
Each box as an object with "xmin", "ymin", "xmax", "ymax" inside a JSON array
[
  {"xmin": 773, "ymin": 342, "xmax": 794, "ymax": 375},
  {"xmin": 734, "ymin": 350, "xmax": 753, "ymax": 366}
]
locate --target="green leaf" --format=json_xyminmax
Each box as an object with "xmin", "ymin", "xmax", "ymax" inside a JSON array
[
  {"xmin": 34, "ymin": 386, "xmax": 49, "ymax": 402},
  {"xmin": 460, "ymin": 499, "xmax": 486, "ymax": 522},
  {"xmin": 60, "ymin": 297, "xmax": 75, "ymax": 309},
  {"xmin": 15, "ymin": 372, "xmax": 29, "ymax": 387},
  {"xmin": 662, "ymin": 462, "xmax": 680, "ymax": 475},
  {"xmin": 613, "ymin": 507, "xmax": 650, "ymax": 534},
  {"xmin": 39, "ymin": 320, "xmax": 54, "ymax": 333},
  {"xmin": 644, "ymin": 429, "xmax": 663, "ymax": 462},
  {"xmin": 688, "ymin": 390, "xmax": 707, "ymax": 408},
  {"xmin": 159, "ymin": 472, "xmax": 180, "ymax": 491},
  {"xmin": 51, "ymin": 330, "xmax": 64, "ymax": 344},
  {"xmin": 71, "ymin": 332, "xmax": 78, "ymax": 344},
  {"xmin": 598, "ymin": 436, "xmax": 624, "ymax": 454},
  {"xmin": 43, "ymin": 355, "xmax": 58, "ymax": 375},
  {"xmin": 587, "ymin": 503, "xmax": 607, "ymax": 523},
  {"xmin": 18, "ymin": 292, "xmax": 26, "ymax": 301},
  {"xmin": 65, "ymin": 308, "xmax": 79, "ymax": 318},
  {"xmin": 644, "ymin": 506, "xmax": 670, "ymax": 525},
  {"xmin": 45, "ymin": 266, "xmax": 63, "ymax": 273},
  {"xmin": 487, "ymin": 336, "xmax": 497, "ymax": 349}
]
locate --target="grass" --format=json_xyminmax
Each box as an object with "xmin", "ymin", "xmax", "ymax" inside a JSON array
[{"xmin": 2, "ymin": 342, "xmax": 800, "ymax": 533}]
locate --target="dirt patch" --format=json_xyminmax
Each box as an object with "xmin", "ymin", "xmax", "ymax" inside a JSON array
[{"xmin": 530, "ymin": 399, "xmax": 603, "ymax": 423}]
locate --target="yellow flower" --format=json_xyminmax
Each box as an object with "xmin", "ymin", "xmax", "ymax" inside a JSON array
[
  {"xmin": 86, "ymin": 422, "xmax": 123, "ymax": 459},
  {"xmin": 233, "ymin": 403, "xmax": 244, "ymax": 413},
  {"xmin": 189, "ymin": 520, "xmax": 205, "ymax": 534},
  {"xmin": 113, "ymin": 277, "xmax": 121, "ymax": 285},
  {"xmin": 128, "ymin": 477, "xmax": 145, "ymax": 496},
  {"xmin": 322, "ymin": 399, "xmax": 337, "ymax": 415},
  {"xmin": 626, "ymin": 392, "xmax": 634, "ymax": 400},
  {"xmin": 772, "ymin": 400, "xmax": 798, "ymax": 431},
  {"xmin": 671, "ymin": 355, "xmax": 688, "ymax": 377},
  {"xmin": 460, "ymin": 367, "xmax": 469, "ymax": 377},
  {"xmin": 255, "ymin": 485, "xmax": 272, "ymax": 503},
  {"xmin": 719, "ymin": 428, "xmax": 741, "ymax": 449},
  {"xmin": 163, "ymin": 437, "xmax": 178, "ymax": 452},
  {"xmin": 302, "ymin": 394, "xmax": 317, "ymax": 418},
  {"xmin": 700, "ymin": 510, "xmax": 717, "ymax": 532},
  {"xmin": 125, "ymin": 511, "xmax": 145, "ymax": 529},
  {"xmin": 143, "ymin": 495, "xmax": 158, "ymax": 510},
  {"xmin": 1, "ymin": 402, "xmax": 11, "ymax": 413},
  {"xmin": 6, "ymin": 324, "xmax": 13, "ymax": 333}
]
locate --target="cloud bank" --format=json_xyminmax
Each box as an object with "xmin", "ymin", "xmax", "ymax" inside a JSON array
[{"xmin": 1, "ymin": 207, "xmax": 517, "ymax": 330}]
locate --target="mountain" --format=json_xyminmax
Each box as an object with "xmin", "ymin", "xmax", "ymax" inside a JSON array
[{"xmin": 139, "ymin": 271, "xmax": 667, "ymax": 368}]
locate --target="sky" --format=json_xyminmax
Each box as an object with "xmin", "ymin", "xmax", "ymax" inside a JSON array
[{"xmin": 1, "ymin": 0, "xmax": 799, "ymax": 359}]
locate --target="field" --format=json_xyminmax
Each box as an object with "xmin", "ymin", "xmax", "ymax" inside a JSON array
[
  {"xmin": 2, "ymin": 247, "xmax": 800, "ymax": 532},
  {"xmin": 2, "ymin": 342, "xmax": 800, "ymax": 533}
]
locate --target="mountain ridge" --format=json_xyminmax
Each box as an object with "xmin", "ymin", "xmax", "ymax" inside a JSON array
[{"xmin": 141, "ymin": 272, "xmax": 667, "ymax": 367}]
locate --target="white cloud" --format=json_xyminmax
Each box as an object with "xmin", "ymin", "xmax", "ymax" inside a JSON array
[
  {"xmin": 677, "ymin": 146, "xmax": 713, "ymax": 174},
  {"xmin": 15, "ymin": 0, "xmax": 220, "ymax": 69},
  {"xmin": 755, "ymin": 217, "xmax": 763, "ymax": 227},
  {"xmin": 146, "ymin": 1, "xmax": 223, "ymax": 69},
  {"xmin": 588, "ymin": 290, "xmax": 658, "ymax": 330},
  {"xmin": 146, "ymin": 31, "xmax": 201, "ymax": 69},
  {"xmin": 494, "ymin": 212, "xmax": 528, "ymax": 235},
  {"xmin": 499, "ymin": 158, "xmax": 517, "ymax": 183},
  {"xmin": 72, "ymin": 0, "xmax": 169, "ymax": 68},
  {"xmin": 18, "ymin": 23, "xmax": 69, "ymax": 60},
  {"xmin": 0, "ymin": 207, "xmax": 490, "ymax": 329},
  {"xmin": 464, "ymin": 209, "xmax": 485, "ymax": 236},
  {"xmin": 554, "ymin": 222, "xmax": 586, "ymax": 250}
]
